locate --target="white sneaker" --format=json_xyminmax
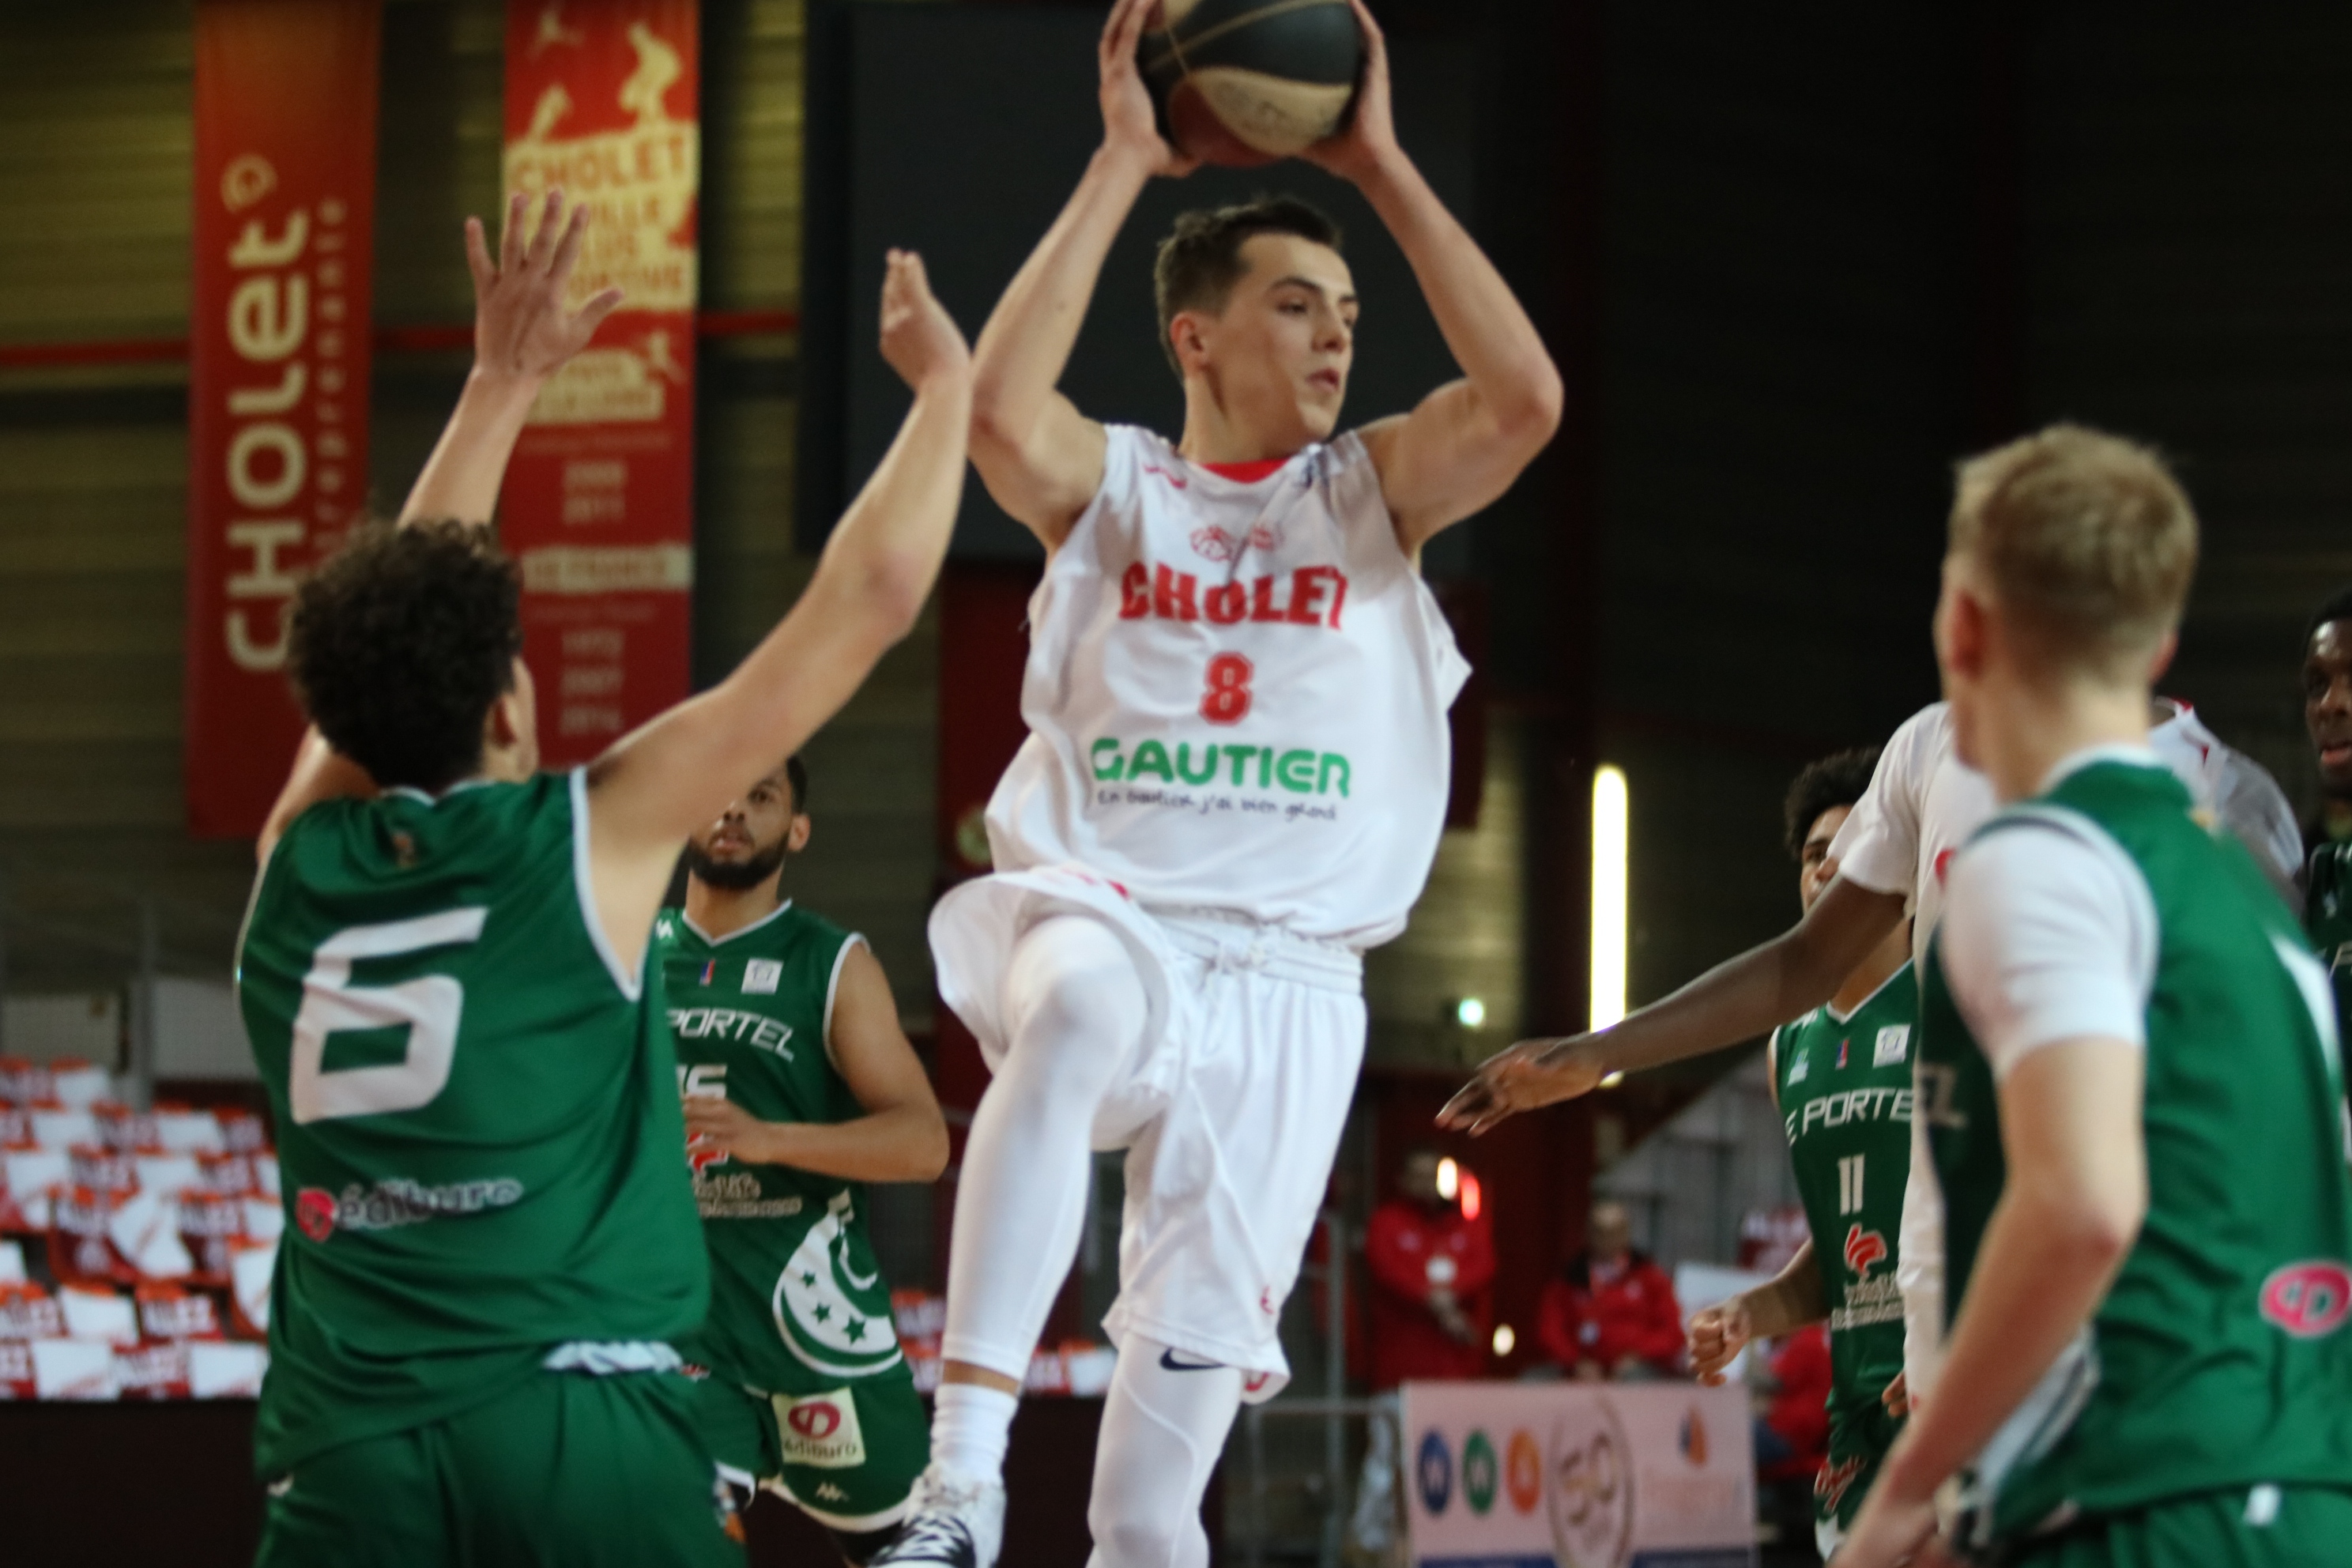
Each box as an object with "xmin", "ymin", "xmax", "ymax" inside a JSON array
[{"xmin": 869, "ymin": 1464, "xmax": 1006, "ymax": 1568}]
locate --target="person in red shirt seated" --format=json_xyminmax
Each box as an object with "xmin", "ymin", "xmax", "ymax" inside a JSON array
[
  {"xmin": 1535, "ymin": 1200, "xmax": 1685, "ymax": 1380},
  {"xmin": 1755, "ymin": 1322, "xmax": 1832, "ymax": 1480},
  {"xmin": 1363, "ymin": 1148, "xmax": 1494, "ymax": 1388}
]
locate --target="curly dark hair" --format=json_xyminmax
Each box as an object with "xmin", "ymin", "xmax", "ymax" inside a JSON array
[
  {"xmin": 1782, "ymin": 747, "xmax": 1883, "ymax": 861},
  {"xmin": 1153, "ymin": 194, "xmax": 1344, "ymax": 379},
  {"xmin": 286, "ymin": 518, "xmax": 525, "ymax": 793}
]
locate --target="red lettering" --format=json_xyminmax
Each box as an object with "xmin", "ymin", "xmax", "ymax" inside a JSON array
[
  {"xmin": 1250, "ymin": 576, "xmax": 1283, "ymax": 623},
  {"xmin": 1154, "ymin": 564, "xmax": 1199, "ymax": 621},
  {"xmin": 1286, "ymin": 567, "xmax": 1333, "ymax": 625},
  {"xmin": 1325, "ymin": 570, "xmax": 1348, "ymax": 629},
  {"xmin": 1204, "ymin": 581, "xmax": 1248, "ymax": 624},
  {"xmin": 1120, "ymin": 562, "xmax": 1149, "ymax": 619}
]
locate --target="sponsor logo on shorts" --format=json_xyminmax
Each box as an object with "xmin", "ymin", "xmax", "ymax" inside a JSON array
[
  {"xmin": 1815, "ymin": 1453, "xmax": 1866, "ymax": 1514},
  {"xmin": 2260, "ymin": 1260, "xmax": 2352, "ymax": 1338},
  {"xmin": 1159, "ymin": 1348, "xmax": 1223, "ymax": 1373},
  {"xmin": 292, "ymin": 1176, "xmax": 525, "ymax": 1242},
  {"xmin": 772, "ymin": 1388, "xmax": 868, "ymax": 1470}
]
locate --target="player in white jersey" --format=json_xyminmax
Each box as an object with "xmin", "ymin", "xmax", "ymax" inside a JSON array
[
  {"xmin": 876, "ymin": 5, "xmax": 1561, "ymax": 1567},
  {"xmin": 1443, "ymin": 677, "xmax": 2301, "ymax": 1415}
]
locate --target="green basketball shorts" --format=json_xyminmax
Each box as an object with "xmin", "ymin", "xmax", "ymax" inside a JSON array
[
  {"xmin": 254, "ymin": 1368, "xmax": 743, "ymax": 1568},
  {"xmin": 2011, "ymin": 1484, "xmax": 2352, "ymax": 1568},
  {"xmin": 684, "ymin": 1363, "xmax": 927, "ymax": 1535}
]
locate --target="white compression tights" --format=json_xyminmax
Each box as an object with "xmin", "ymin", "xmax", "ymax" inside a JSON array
[
  {"xmin": 1086, "ymin": 1338, "xmax": 1245, "ymax": 1568},
  {"xmin": 939, "ymin": 914, "xmax": 1148, "ymax": 1381}
]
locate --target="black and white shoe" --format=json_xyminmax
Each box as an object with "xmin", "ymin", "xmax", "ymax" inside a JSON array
[{"xmin": 868, "ymin": 1465, "xmax": 1005, "ymax": 1568}]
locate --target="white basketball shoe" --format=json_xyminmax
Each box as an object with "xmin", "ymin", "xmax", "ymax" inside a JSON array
[{"xmin": 869, "ymin": 1464, "xmax": 1007, "ymax": 1568}]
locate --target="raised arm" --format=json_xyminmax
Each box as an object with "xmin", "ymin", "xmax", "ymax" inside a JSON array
[
  {"xmin": 258, "ymin": 190, "xmax": 620, "ymax": 861},
  {"xmin": 967, "ymin": 0, "xmax": 1195, "ymax": 546},
  {"xmin": 401, "ymin": 189, "xmax": 621, "ymax": 526},
  {"xmin": 583, "ymin": 254, "xmax": 972, "ymax": 978},
  {"xmin": 1438, "ymin": 875, "xmax": 1907, "ymax": 1134},
  {"xmin": 1309, "ymin": 0, "xmax": 1562, "ymax": 553}
]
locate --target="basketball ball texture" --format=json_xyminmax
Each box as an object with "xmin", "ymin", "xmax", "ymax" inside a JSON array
[{"xmin": 1140, "ymin": 0, "xmax": 1366, "ymax": 168}]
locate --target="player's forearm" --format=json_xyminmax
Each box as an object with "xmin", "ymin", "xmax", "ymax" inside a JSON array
[
  {"xmin": 398, "ymin": 368, "xmax": 544, "ymax": 526},
  {"xmin": 756, "ymin": 1106, "xmax": 949, "ymax": 1184},
  {"xmin": 970, "ymin": 146, "xmax": 1151, "ymax": 443},
  {"xmin": 1352, "ymin": 150, "xmax": 1560, "ymax": 437},
  {"xmin": 1874, "ymin": 1175, "xmax": 2137, "ymax": 1506},
  {"xmin": 1744, "ymin": 1242, "xmax": 1827, "ymax": 1338}
]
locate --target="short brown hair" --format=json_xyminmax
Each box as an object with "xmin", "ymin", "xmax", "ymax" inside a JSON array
[
  {"xmin": 1152, "ymin": 194, "xmax": 1342, "ymax": 379},
  {"xmin": 1948, "ymin": 424, "xmax": 2198, "ymax": 678}
]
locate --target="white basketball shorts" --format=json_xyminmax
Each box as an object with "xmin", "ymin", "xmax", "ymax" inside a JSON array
[{"xmin": 929, "ymin": 865, "xmax": 1365, "ymax": 1401}]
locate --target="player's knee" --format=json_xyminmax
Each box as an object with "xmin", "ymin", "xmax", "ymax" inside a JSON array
[
  {"xmin": 1002, "ymin": 917, "xmax": 1147, "ymax": 1084},
  {"xmin": 1086, "ymin": 1495, "xmax": 1201, "ymax": 1568}
]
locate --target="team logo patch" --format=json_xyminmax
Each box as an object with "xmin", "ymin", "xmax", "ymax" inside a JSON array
[
  {"xmin": 1188, "ymin": 520, "xmax": 1283, "ymax": 564},
  {"xmin": 743, "ymin": 959, "xmax": 782, "ymax": 995},
  {"xmin": 2260, "ymin": 1261, "xmax": 2352, "ymax": 1338},
  {"xmin": 294, "ymin": 1188, "xmax": 336, "ymax": 1242},
  {"xmin": 1874, "ymin": 1025, "xmax": 1910, "ymax": 1066},
  {"xmin": 772, "ymin": 1388, "xmax": 868, "ymax": 1469},
  {"xmin": 1787, "ymin": 1049, "xmax": 1809, "ymax": 1084},
  {"xmin": 1842, "ymin": 1223, "xmax": 1889, "ymax": 1280}
]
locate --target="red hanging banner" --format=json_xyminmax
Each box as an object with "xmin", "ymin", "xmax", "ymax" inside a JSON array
[
  {"xmin": 501, "ymin": 0, "xmax": 700, "ymax": 765},
  {"xmin": 184, "ymin": 0, "xmax": 382, "ymax": 837}
]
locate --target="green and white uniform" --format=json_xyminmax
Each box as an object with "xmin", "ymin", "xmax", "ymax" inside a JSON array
[
  {"xmin": 237, "ymin": 771, "xmax": 735, "ymax": 1566},
  {"xmin": 1919, "ymin": 752, "xmax": 2352, "ymax": 1566},
  {"xmin": 656, "ymin": 902, "xmax": 926, "ymax": 1537},
  {"xmin": 1770, "ymin": 963, "xmax": 1915, "ymax": 1558},
  {"xmin": 2306, "ymin": 839, "xmax": 2352, "ymax": 1037}
]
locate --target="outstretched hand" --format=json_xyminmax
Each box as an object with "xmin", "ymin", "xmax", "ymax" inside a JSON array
[
  {"xmin": 463, "ymin": 187, "xmax": 624, "ymax": 383},
  {"xmin": 1436, "ymin": 1033, "xmax": 1609, "ymax": 1135},
  {"xmin": 1099, "ymin": 0, "xmax": 1198, "ymax": 179},
  {"xmin": 878, "ymin": 251, "xmax": 971, "ymax": 390},
  {"xmin": 1300, "ymin": 0, "xmax": 1400, "ymax": 184}
]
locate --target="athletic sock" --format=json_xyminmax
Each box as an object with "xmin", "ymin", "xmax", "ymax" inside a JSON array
[{"xmin": 931, "ymin": 1381, "xmax": 1020, "ymax": 1486}]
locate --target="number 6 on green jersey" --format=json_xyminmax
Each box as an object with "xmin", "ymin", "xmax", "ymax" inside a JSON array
[{"xmin": 289, "ymin": 908, "xmax": 488, "ymax": 1125}]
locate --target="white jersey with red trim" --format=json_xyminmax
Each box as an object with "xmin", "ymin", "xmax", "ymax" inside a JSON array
[{"xmin": 984, "ymin": 424, "xmax": 1470, "ymax": 949}]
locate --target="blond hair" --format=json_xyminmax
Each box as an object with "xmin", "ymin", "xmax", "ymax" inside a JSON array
[{"xmin": 1948, "ymin": 424, "xmax": 2198, "ymax": 678}]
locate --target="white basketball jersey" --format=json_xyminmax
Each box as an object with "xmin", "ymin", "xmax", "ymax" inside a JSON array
[{"xmin": 986, "ymin": 425, "xmax": 1471, "ymax": 949}]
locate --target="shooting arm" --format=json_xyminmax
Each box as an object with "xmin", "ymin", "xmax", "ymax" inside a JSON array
[
  {"xmin": 1310, "ymin": 1, "xmax": 1561, "ymax": 552},
  {"xmin": 757, "ymin": 943, "xmax": 949, "ymax": 1183},
  {"xmin": 586, "ymin": 254, "xmax": 971, "ymax": 980},
  {"xmin": 256, "ymin": 192, "xmax": 618, "ymax": 863}
]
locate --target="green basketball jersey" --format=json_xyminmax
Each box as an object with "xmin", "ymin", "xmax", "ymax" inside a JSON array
[
  {"xmin": 2305, "ymin": 839, "xmax": 2352, "ymax": 1040},
  {"xmin": 1771, "ymin": 962, "xmax": 1913, "ymax": 1516},
  {"xmin": 236, "ymin": 771, "xmax": 708, "ymax": 1476},
  {"xmin": 654, "ymin": 903, "xmax": 906, "ymax": 1403},
  {"xmin": 1920, "ymin": 760, "xmax": 2352, "ymax": 1548}
]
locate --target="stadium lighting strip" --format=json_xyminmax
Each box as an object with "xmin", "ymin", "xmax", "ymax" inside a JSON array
[{"xmin": 1590, "ymin": 764, "xmax": 1629, "ymax": 1038}]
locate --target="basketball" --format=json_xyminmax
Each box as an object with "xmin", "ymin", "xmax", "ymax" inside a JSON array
[{"xmin": 1140, "ymin": 0, "xmax": 1366, "ymax": 168}]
